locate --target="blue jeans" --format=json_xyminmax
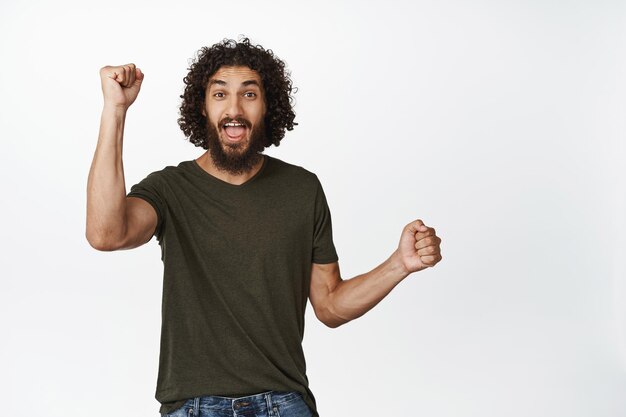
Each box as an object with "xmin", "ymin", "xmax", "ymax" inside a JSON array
[{"xmin": 161, "ymin": 391, "xmax": 314, "ymax": 417}]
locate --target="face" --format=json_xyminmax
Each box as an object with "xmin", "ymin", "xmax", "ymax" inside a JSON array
[{"xmin": 202, "ymin": 66, "xmax": 267, "ymax": 174}]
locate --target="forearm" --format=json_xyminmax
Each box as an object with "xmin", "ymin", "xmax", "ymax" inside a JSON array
[
  {"xmin": 86, "ymin": 105, "xmax": 129, "ymax": 249},
  {"xmin": 326, "ymin": 250, "xmax": 410, "ymax": 327}
]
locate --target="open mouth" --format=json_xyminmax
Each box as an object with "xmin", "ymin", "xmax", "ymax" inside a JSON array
[{"xmin": 222, "ymin": 121, "xmax": 247, "ymax": 142}]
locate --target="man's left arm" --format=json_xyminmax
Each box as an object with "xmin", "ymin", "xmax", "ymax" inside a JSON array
[{"xmin": 309, "ymin": 219, "xmax": 442, "ymax": 328}]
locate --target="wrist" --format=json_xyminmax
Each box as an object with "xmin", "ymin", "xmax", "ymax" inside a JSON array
[
  {"xmin": 102, "ymin": 103, "xmax": 129, "ymax": 117},
  {"xmin": 390, "ymin": 250, "xmax": 410, "ymax": 280}
]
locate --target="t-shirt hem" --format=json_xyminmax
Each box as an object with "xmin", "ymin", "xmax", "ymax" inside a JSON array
[{"xmin": 312, "ymin": 256, "xmax": 339, "ymax": 264}]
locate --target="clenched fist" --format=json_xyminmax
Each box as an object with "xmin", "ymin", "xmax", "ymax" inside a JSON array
[
  {"xmin": 100, "ymin": 63, "xmax": 144, "ymax": 110},
  {"xmin": 397, "ymin": 219, "xmax": 442, "ymax": 274}
]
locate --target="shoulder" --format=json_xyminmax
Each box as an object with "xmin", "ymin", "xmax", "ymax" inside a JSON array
[
  {"xmin": 130, "ymin": 160, "xmax": 195, "ymax": 190},
  {"xmin": 265, "ymin": 155, "xmax": 322, "ymax": 187},
  {"xmin": 143, "ymin": 160, "xmax": 195, "ymax": 179}
]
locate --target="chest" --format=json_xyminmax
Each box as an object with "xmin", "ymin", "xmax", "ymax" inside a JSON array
[{"xmin": 166, "ymin": 183, "xmax": 314, "ymax": 257}]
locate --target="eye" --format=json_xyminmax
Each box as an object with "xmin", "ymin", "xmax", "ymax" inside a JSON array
[
  {"xmin": 213, "ymin": 92, "xmax": 225, "ymax": 98},
  {"xmin": 243, "ymin": 92, "xmax": 257, "ymax": 98}
]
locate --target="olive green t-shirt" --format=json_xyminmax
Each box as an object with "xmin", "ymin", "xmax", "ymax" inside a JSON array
[{"xmin": 127, "ymin": 155, "xmax": 338, "ymax": 416}]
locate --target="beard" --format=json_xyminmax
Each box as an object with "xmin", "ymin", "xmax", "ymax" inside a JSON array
[{"xmin": 205, "ymin": 116, "xmax": 268, "ymax": 175}]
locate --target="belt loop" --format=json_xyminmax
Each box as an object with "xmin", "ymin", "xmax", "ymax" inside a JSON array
[
  {"xmin": 193, "ymin": 397, "xmax": 199, "ymax": 417},
  {"xmin": 265, "ymin": 391, "xmax": 273, "ymax": 416}
]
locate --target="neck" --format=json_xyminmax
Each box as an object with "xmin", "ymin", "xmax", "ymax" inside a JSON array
[{"xmin": 195, "ymin": 152, "xmax": 265, "ymax": 185}]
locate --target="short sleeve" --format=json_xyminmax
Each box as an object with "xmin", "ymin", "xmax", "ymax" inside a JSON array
[
  {"xmin": 127, "ymin": 171, "xmax": 166, "ymax": 242},
  {"xmin": 312, "ymin": 178, "xmax": 339, "ymax": 264}
]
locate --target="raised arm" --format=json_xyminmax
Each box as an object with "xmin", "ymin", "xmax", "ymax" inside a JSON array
[
  {"xmin": 86, "ymin": 64, "xmax": 157, "ymax": 251},
  {"xmin": 309, "ymin": 219, "xmax": 442, "ymax": 328}
]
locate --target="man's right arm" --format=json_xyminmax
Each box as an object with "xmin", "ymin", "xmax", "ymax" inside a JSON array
[{"xmin": 86, "ymin": 64, "xmax": 156, "ymax": 251}]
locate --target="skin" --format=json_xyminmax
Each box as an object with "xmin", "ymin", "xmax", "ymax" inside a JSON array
[
  {"xmin": 86, "ymin": 63, "xmax": 155, "ymax": 251},
  {"xmin": 86, "ymin": 63, "xmax": 443, "ymax": 329},
  {"xmin": 310, "ymin": 220, "xmax": 442, "ymax": 328},
  {"xmin": 196, "ymin": 66, "xmax": 267, "ymax": 185}
]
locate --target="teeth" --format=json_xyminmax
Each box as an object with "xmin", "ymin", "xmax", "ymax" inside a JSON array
[{"xmin": 224, "ymin": 122, "xmax": 244, "ymax": 127}]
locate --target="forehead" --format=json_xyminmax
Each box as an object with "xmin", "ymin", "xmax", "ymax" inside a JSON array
[{"xmin": 208, "ymin": 66, "xmax": 262, "ymax": 87}]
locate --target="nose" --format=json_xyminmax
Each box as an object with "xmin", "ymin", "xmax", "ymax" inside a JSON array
[{"xmin": 225, "ymin": 95, "xmax": 243, "ymax": 120}]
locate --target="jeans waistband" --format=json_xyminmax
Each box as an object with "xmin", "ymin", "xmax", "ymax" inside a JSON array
[{"xmin": 188, "ymin": 391, "xmax": 302, "ymax": 412}]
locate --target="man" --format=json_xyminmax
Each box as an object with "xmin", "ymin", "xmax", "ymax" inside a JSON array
[{"xmin": 86, "ymin": 38, "xmax": 442, "ymax": 417}]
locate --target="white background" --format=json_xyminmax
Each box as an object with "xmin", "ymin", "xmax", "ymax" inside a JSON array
[{"xmin": 1, "ymin": 0, "xmax": 625, "ymax": 416}]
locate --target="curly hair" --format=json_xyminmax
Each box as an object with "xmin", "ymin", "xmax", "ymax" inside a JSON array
[{"xmin": 178, "ymin": 37, "xmax": 297, "ymax": 149}]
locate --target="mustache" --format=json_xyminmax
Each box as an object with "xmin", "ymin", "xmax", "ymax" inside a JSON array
[{"xmin": 219, "ymin": 117, "xmax": 252, "ymax": 129}]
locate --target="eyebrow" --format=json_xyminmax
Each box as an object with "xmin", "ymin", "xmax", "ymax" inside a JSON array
[
  {"xmin": 242, "ymin": 80, "xmax": 261, "ymax": 87},
  {"xmin": 208, "ymin": 79, "xmax": 261, "ymax": 88}
]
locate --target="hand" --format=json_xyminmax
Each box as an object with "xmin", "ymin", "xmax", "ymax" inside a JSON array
[
  {"xmin": 99, "ymin": 63, "xmax": 144, "ymax": 110},
  {"xmin": 396, "ymin": 219, "xmax": 442, "ymax": 274}
]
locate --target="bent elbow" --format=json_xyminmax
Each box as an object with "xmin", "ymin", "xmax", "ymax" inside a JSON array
[
  {"xmin": 85, "ymin": 231, "xmax": 119, "ymax": 252},
  {"xmin": 324, "ymin": 319, "xmax": 345, "ymax": 329},
  {"xmin": 316, "ymin": 305, "xmax": 349, "ymax": 329}
]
